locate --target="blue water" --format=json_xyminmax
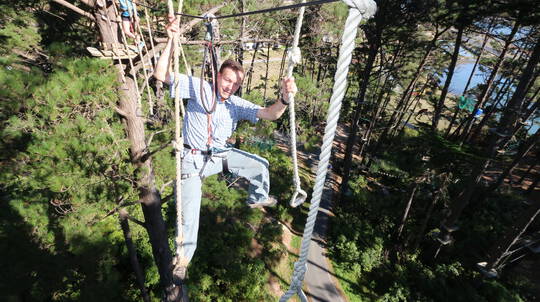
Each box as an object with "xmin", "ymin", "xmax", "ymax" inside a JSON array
[
  {"xmin": 445, "ymin": 62, "xmax": 486, "ymax": 95},
  {"xmin": 439, "ymin": 60, "xmax": 539, "ymax": 135}
]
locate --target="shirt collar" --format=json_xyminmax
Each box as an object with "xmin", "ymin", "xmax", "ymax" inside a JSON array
[{"xmin": 218, "ymin": 92, "xmax": 232, "ymax": 104}]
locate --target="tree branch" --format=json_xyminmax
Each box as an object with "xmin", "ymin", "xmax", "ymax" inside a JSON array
[
  {"xmin": 114, "ymin": 106, "xmax": 130, "ymax": 118},
  {"xmin": 51, "ymin": 0, "xmax": 96, "ymax": 21}
]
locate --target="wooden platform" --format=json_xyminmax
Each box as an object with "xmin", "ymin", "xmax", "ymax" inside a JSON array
[{"xmin": 87, "ymin": 46, "xmax": 139, "ymax": 60}]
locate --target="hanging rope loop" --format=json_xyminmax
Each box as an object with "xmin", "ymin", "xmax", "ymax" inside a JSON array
[{"xmin": 284, "ymin": 1, "xmax": 308, "ymax": 208}]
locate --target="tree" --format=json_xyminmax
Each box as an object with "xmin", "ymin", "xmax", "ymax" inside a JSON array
[{"xmin": 438, "ymin": 37, "xmax": 540, "ymax": 246}]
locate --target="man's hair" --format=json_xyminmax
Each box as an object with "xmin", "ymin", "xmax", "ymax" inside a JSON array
[{"xmin": 219, "ymin": 59, "xmax": 244, "ymax": 74}]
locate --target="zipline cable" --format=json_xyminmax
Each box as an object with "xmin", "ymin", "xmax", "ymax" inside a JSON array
[
  {"xmin": 133, "ymin": 0, "xmax": 339, "ymax": 20},
  {"xmin": 279, "ymin": 0, "xmax": 377, "ymax": 301},
  {"xmin": 285, "ymin": 1, "xmax": 308, "ymax": 209}
]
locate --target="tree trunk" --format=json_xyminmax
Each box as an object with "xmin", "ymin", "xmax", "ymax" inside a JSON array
[
  {"xmin": 382, "ymin": 28, "xmax": 446, "ymax": 141},
  {"xmin": 263, "ymin": 43, "xmax": 271, "ymax": 100},
  {"xmin": 467, "ymin": 77, "xmax": 514, "ymax": 142},
  {"xmin": 340, "ymin": 29, "xmax": 380, "ymax": 197},
  {"xmin": 397, "ymin": 80, "xmax": 429, "ymax": 135},
  {"xmin": 246, "ymin": 43, "xmax": 260, "ymax": 94},
  {"xmin": 396, "ymin": 183, "xmax": 419, "ymax": 240},
  {"xmin": 445, "ymin": 21, "xmax": 492, "ymax": 136},
  {"xmin": 439, "ymin": 38, "xmax": 540, "ymax": 245},
  {"xmin": 236, "ymin": 0, "xmax": 245, "ymax": 97},
  {"xmin": 95, "ymin": 4, "xmax": 182, "ymax": 301},
  {"xmin": 489, "ymin": 128, "xmax": 540, "ymax": 192},
  {"xmin": 485, "ymin": 199, "xmax": 540, "ymax": 271},
  {"xmin": 413, "ymin": 173, "xmax": 450, "ymax": 251},
  {"xmin": 119, "ymin": 209, "xmax": 151, "ymax": 302},
  {"xmin": 460, "ymin": 21, "xmax": 520, "ymax": 142},
  {"xmin": 432, "ymin": 23, "xmax": 465, "ymax": 131}
]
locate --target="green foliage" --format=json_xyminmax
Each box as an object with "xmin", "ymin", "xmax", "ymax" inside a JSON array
[
  {"xmin": 0, "ymin": 5, "xmax": 41, "ymax": 57},
  {"xmin": 0, "ymin": 57, "xmax": 144, "ymax": 300}
]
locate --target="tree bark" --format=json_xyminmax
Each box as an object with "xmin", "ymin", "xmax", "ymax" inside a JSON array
[
  {"xmin": 263, "ymin": 43, "xmax": 271, "ymax": 100},
  {"xmin": 87, "ymin": 2, "xmax": 182, "ymax": 300},
  {"xmin": 396, "ymin": 183, "xmax": 419, "ymax": 240},
  {"xmin": 432, "ymin": 23, "xmax": 465, "ymax": 131},
  {"xmin": 119, "ymin": 209, "xmax": 151, "ymax": 302}
]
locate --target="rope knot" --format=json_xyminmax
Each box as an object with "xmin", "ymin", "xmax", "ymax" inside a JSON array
[
  {"xmin": 287, "ymin": 46, "xmax": 302, "ymax": 66},
  {"xmin": 341, "ymin": 0, "xmax": 377, "ymax": 18},
  {"xmin": 172, "ymin": 140, "xmax": 183, "ymax": 152},
  {"xmin": 290, "ymin": 261, "xmax": 307, "ymax": 286}
]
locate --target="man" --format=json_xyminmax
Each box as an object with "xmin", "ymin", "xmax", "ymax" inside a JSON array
[{"xmin": 153, "ymin": 16, "xmax": 297, "ymax": 273}]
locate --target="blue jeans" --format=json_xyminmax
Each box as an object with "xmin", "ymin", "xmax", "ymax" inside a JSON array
[{"xmin": 180, "ymin": 148, "xmax": 270, "ymax": 263}]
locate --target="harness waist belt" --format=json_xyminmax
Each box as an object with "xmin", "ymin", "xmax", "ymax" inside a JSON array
[{"xmin": 184, "ymin": 144, "xmax": 211, "ymax": 155}]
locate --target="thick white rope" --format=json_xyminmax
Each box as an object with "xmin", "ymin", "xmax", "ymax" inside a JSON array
[
  {"xmin": 286, "ymin": 1, "xmax": 308, "ymax": 208},
  {"xmin": 279, "ymin": 0, "xmax": 376, "ymax": 300},
  {"xmin": 131, "ymin": 3, "xmax": 155, "ymax": 115},
  {"xmin": 169, "ymin": 0, "xmax": 189, "ymax": 274}
]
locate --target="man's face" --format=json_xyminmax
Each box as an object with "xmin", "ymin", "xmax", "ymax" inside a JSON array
[{"xmin": 217, "ymin": 67, "xmax": 244, "ymax": 100}]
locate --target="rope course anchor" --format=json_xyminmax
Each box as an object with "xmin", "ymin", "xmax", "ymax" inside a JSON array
[{"xmin": 280, "ymin": 0, "xmax": 377, "ymax": 301}]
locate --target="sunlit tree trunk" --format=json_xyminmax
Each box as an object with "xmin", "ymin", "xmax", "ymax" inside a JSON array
[{"xmin": 432, "ymin": 23, "xmax": 465, "ymax": 131}]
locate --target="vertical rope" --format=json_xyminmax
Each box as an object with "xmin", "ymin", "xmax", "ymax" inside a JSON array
[
  {"xmin": 179, "ymin": 44, "xmax": 192, "ymax": 76},
  {"xmin": 285, "ymin": 0, "xmax": 307, "ymax": 208},
  {"xmin": 143, "ymin": 6, "xmax": 157, "ymax": 67},
  {"xmin": 130, "ymin": 2, "xmax": 155, "ymax": 115},
  {"xmin": 279, "ymin": 0, "xmax": 377, "ymax": 301},
  {"xmin": 169, "ymin": 0, "xmax": 188, "ymax": 276}
]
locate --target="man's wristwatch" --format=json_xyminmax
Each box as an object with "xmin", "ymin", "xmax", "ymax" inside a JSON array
[{"xmin": 280, "ymin": 97, "xmax": 290, "ymax": 106}]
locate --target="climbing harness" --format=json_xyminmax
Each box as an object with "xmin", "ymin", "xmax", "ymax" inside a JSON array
[
  {"xmin": 181, "ymin": 144, "xmax": 231, "ymax": 180},
  {"xmin": 279, "ymin": 0, "xmax": 377, "ymax": 301},
  {"xmin": 285, "ymin": 1, "xmax": 308, "ymax": 208}
]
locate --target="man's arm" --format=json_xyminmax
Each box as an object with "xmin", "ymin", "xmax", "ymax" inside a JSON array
[
  {"xmin": 257, "ymin": 98, "xmax": 288, "ymax": 121},
  {"xmin": 153, "ymin": 16, "xmax": 177, "ymax": 84},
  {"xmin": 257, "ymin": 77, "xmax": 297, "ymax": 121}
]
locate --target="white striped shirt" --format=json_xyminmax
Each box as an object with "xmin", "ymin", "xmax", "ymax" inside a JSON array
[{"xmin": 170, "ymin": 73, "xmax": 261, "ymax": 150}]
